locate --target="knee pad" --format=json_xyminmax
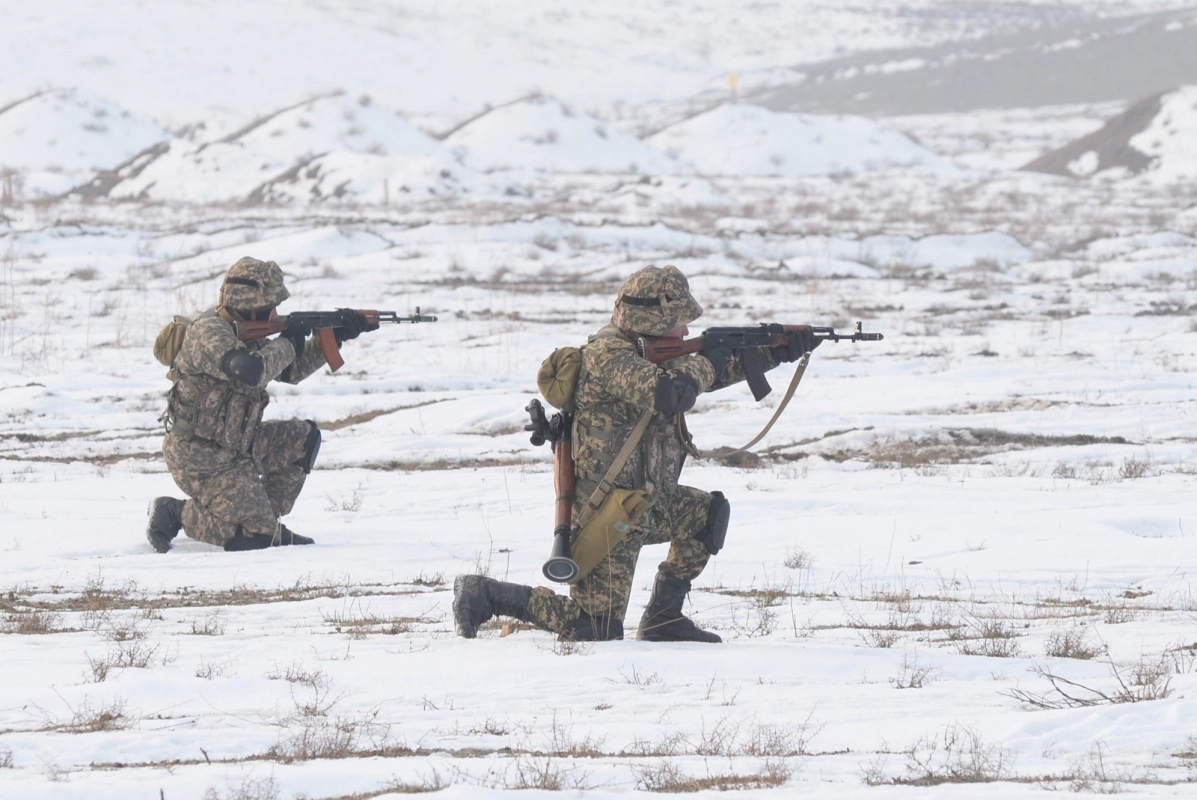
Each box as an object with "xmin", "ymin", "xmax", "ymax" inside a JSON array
[
  {"xmin": 696, "ymin": 491, "xmax": 730, "ymax": 555},
  {"xmin": 294, "ymin": 420, "xmax": 321, "ymax": 474}
]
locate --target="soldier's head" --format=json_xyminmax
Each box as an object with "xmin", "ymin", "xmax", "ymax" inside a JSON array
[
  {"xmin": 219, "ymin": 257, "xmax": 290, "ymax": 321},
  {"xmin": 611, "ymin": 264, "xmax": 702, "ymax": 337}
]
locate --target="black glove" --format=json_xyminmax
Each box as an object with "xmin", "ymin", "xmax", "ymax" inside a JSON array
[
  {"xmin": 701, "ymin": 347, "xmax": 733, "ymax": 383},
  {"xmin": 334, "ymin": 309, "xmax": 378, "ymax": 345},
  {"xmin": 772, "ymin": 327, "xmax": 820, "ymax": 363},
  {"xmin": 280, "ymin": 316, "xmax": 312, "ymax": 361}
]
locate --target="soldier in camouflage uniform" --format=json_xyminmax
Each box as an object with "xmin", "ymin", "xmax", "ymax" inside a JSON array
[
  {"xmin": 145, "ymin": 257, "xmax": 376, "ymax": 552},
  {"xmin": 453, "ymin": 265, "xmax": 819, "ymax": 642}
]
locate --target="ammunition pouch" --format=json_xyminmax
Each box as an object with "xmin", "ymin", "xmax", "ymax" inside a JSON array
[
  {"xmin": 165, "ymin": 384, "xmax": 199, "ymax": 441},
  {"xmin": 696, "ymin": 491, "xmax": 730, "ymax": 555},
  {"xmin": 166, "ymin": 378, "xmax": 265, "ymax": 453},
  {"xmin": 296, "ymin": 420, "xmax": 321, "ymax": 473},
  {"xmin": 570, "ymin": 487, "xmax": 650, "ymax": 580}
]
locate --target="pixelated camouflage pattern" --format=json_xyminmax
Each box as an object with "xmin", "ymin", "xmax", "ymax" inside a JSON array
[
  {"xmin": 524, "ymin": 485, "xmax": 713, "ymax": 632},
  {"xmin": 572, "ymin": 326, "xmax": 714, "ymax": 502},
  {"xmin": 165, "ymin": 419, "xmax": 313, "ymax": 545},
  {"xmin": 610, "ymin": 265, "xmax": 702, "ymax": 336},
  {"xmin": 522, "ymin": 327, "xmax": 775, "ymax": 634},
  {"xmin": 161, "ymin": 303, "xmax": 327, "ymax": 547},
  {"xmin": 519, "ymin": 269, "xmax": 789, "ymax": 636},
  {"xmin": 220, "ymin": 257, "xmax": 290, "ymax": 312},
  {"xmin": 168, "ymin": 310, "xmax": 327, "ymax": 452}
]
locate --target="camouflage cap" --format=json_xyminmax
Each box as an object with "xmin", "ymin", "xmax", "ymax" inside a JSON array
[
  {"xmin": 219, "ymin": 257, "xmax": 289, "ymax": 312},
  {"xmin": 611, "ymin": 264, "xmax": 702, "ymax": 337}
]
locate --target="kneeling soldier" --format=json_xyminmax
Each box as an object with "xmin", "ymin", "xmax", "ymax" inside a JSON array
[
  {"xmin": 146, "ymin": 257, "xmax": 375, "ymax": 552},
  {"xmin": 453, "ymin": 264, "xmax": 816, "ymax": 642}
]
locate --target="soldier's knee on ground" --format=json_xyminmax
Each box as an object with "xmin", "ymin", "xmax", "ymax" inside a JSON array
[
  {"xmin": 294, "ymin": 420, "xmax": 321, "ymax": 473},
  {"xmin": 695, "ymin": 491, "xmax": 730, "ymax": 555}
]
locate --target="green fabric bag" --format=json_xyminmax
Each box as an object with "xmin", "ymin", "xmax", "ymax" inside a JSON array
[
  {"xmin": 153, "ymin": 315, "xmax": 192, "ymax": 380},
  {"xmin": 570, "ymin": 487, "xmax": 650, "ymax": 580},
  {"xmin": 536, "ymin": 347, "xmax": 582, "ymax": 411}
]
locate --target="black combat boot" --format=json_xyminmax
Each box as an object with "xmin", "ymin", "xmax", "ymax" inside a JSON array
[
  {"xmin": 223, "ymin": 525, "xmax": 314, "ymax": 551},
  {"xmin": 223, "ymin": 533, "xmax": 272, "ymax": 551},
  {"xmin": 560, "ymin": 613, "xmax": 623, "ymax": 642},
  {"xmin": 146, "ymin": 497, "xmax": 185, "ymax": 553},
  {"xmin": 276, "ymin": 525, "xmax": 314, "ymax": 545},
  {"xmin": 637, "ymin": 575, "xmax": 722, "ymax": 643},
  {"xmin": 452, "ymin": 575, "xmax": 532, "ymax": 638}
]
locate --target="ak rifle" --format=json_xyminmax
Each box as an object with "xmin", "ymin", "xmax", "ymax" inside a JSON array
[
  {"xmin": 637, "ymin": 321, "xmax": 883, "ymax": 400},
  {"xmin": 235, "ymin": 308, "xmax": 437, "ymax": 372}
]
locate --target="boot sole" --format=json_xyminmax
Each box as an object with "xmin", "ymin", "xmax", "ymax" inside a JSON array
[{"xmin": 452, "ymin": 575, "xmax": 478, "ymax": 638}]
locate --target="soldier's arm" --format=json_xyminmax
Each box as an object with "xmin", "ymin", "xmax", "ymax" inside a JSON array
[
  {"xmin": 188, "ymin": 317, "xmax": 296, "ymax": 390},
  {"xmin": 707, "ymin": 346, "xmax": 781, "ymax": 393},
  {"xmin": 597, "ymin": 342, "xmax": 716, "ymax": 414},
  {"xmin": 276, "ymin": 334, "xmax": 328, "ymax": 384}
]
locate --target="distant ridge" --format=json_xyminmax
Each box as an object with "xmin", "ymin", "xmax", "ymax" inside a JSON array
[{"xmin": 1022, "ymin": 92, "xmax": 1162, "ymax": 177}]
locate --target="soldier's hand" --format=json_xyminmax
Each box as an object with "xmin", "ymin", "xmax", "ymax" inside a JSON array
[
  {"xmin": 334, "ymin": 309, "xmax": 377, "ymax": 345},
  {"xmin": 773, "ymin": 327, "xmax": 819, "ymax": 363},
  {"xmin": 281, "ymin": 317, "xmax": 312, "ymax": 360},
  {"xmin": 701, "ymin": 346, "xmax": 733, "ymax": 383}
]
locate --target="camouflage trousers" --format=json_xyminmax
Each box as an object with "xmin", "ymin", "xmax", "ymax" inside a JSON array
[
  {"xmin": 526, "ymin": 484, "xmax": 714, "ymax": 634},
  {"xmin": 163, "ymin": 420, "xmax": 314, "ymax": 546}
]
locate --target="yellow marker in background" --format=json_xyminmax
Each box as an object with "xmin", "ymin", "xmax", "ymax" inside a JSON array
[{"xmin": 728, "ymin": 73, "xmax": 739, "ymax": 104}]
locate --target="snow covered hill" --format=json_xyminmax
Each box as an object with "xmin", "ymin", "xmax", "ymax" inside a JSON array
[
  {"xmin": 1024, "ymin": 85, "xmax": 1197, "ymax": 180},
  {"xmin": 0, "ymin": 90, "xmax": 167, "ymax": 198},
  {"xmin": 446, "ymin": 95, "xmax": 680, "ymax": 174},
  {"xmin": 650, "ymin": 103, "xmax": 948, "ymax": 177}
]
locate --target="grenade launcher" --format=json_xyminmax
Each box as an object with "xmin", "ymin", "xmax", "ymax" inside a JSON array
[{"xmin": 525, "ymin": 399, "xmax": 580, "ymax": 583}]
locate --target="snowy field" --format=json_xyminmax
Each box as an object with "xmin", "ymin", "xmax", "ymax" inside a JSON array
[{"xmin": 3, "ymin": 2, "xmax": 1197, "ymax": 799}]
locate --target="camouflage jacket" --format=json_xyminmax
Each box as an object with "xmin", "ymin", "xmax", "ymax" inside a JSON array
[
  {"xmin": 571, "ymin": 325, "xmax": 779, "ymax": 511},
  {"xmin": 166, "ymin": 308, "xmax": 326, "ymax": 452}
]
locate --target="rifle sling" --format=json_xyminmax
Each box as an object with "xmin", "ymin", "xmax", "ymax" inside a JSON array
[
  {"xmin": 699, "ymin": 351, "xmax": 810, "ymax": 458},
  {"xmin": 573, "ymin": 407, "xmax": 654, "ymax": 535}
]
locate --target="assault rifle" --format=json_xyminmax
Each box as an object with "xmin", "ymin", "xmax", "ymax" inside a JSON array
[
  {"xmin": 235, "ymin": 308, "xmax": 437, "ymax": 372},
  {"xmin": 525, "ymin": 399, "xmax": 579, "ymax": 583},
  {"xmin": 637, "ymin": 321, "xmax": 883, "ymax": 400}
]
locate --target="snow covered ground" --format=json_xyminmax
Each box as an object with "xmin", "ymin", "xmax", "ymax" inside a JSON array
[{"xmin": 2, "ymin": 2, "xmax": 1197, "ymax": 799}]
